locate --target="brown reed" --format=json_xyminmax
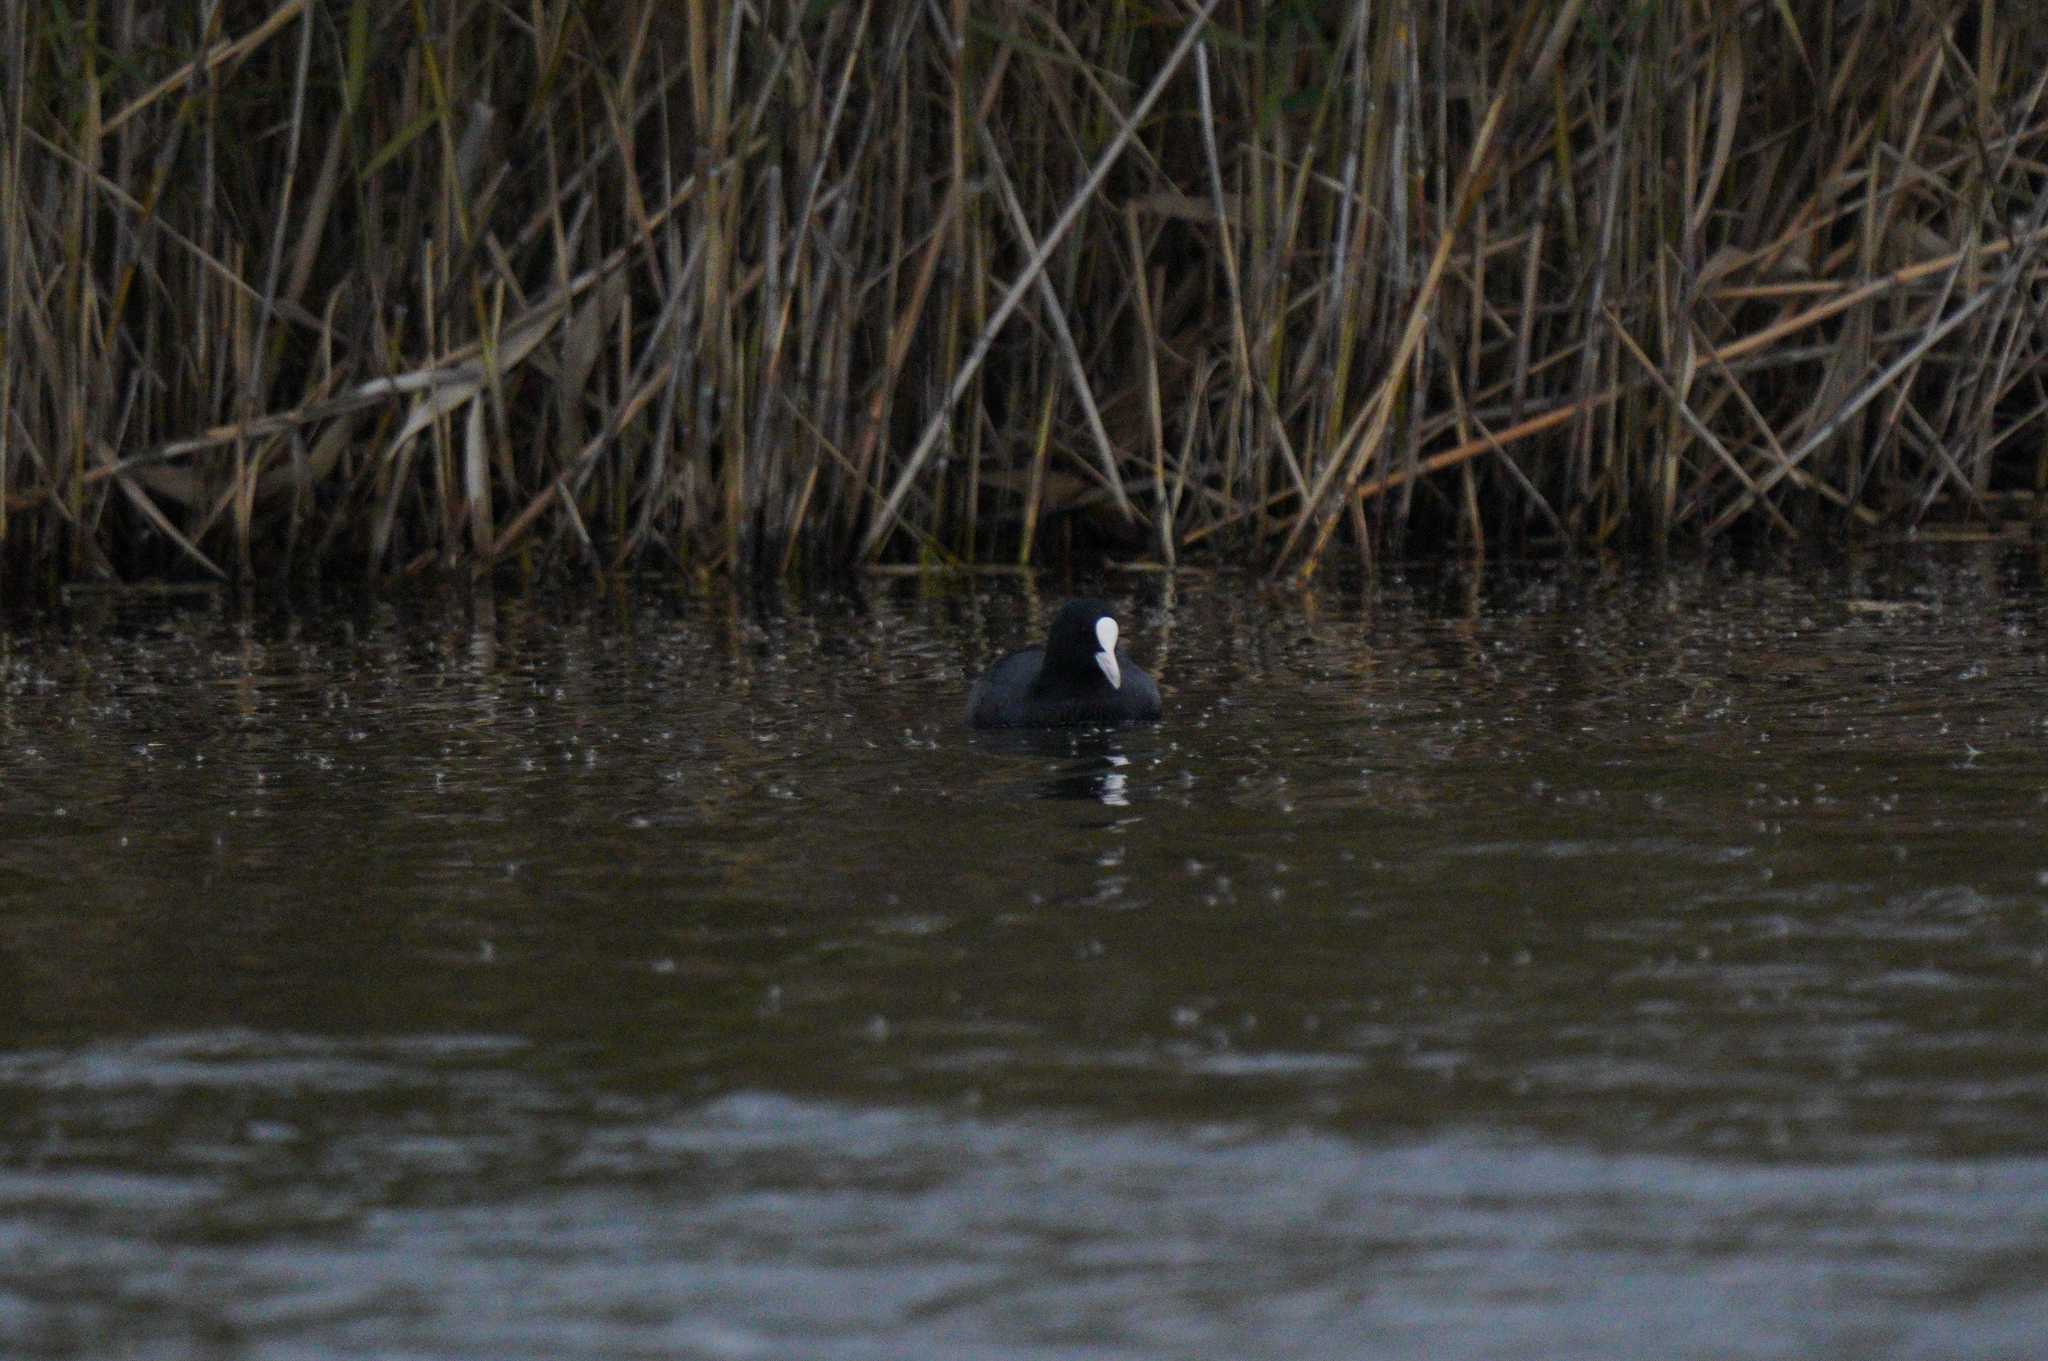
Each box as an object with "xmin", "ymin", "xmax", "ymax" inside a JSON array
[{"xmin": 2, "ymin": 1, "xmax": 2045, "ymax": 591}]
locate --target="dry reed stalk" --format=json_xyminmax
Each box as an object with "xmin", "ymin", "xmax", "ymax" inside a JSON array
[
  {"xmin": 5, "ymin": 1, "xmax": 2048, "ymax": 591},
  {"xmin": 856, "ymin": 0, "xmax": 1224, "ymax": 561}
]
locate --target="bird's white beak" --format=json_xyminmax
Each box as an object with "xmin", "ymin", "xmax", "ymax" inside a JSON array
[{"xmin": 1093, "ymin": 616, "xmax": 1122, "ymax": 690}]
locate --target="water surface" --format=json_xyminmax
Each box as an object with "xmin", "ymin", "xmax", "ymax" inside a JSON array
[{"xmin": 3, "ymin": 555, "xmax": 2047, "ymax": 1358}]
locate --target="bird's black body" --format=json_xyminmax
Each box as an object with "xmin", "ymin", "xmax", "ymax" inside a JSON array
[{"xmin": 967, "ymin": 599, "xmax": 1162, "ymax": 728}]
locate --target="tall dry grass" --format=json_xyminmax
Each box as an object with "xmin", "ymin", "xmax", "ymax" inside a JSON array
[{"xmin": 2, "ymin": 1, "xmax": 2045, "ymax": 590}]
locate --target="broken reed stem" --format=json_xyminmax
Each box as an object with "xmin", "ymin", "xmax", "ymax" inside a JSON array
[{"xmin": 5, "ymin": 0, "xmax": 2048, "ymax": 592}]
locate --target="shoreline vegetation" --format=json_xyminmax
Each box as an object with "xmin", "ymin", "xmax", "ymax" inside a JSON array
[{"xmin": 3, "ymin": 2, "xmax": 2046, "ymax": 592}]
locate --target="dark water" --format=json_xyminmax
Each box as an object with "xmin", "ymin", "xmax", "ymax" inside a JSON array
[{"xmin": 3, "ymin": 555, "xmax": 2047, "ymax": 1359}]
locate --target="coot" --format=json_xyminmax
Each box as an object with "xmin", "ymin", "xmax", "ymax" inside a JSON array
[{"xmin": 967, "ymin": 599, "xmax": 1163, "ymax": 728}]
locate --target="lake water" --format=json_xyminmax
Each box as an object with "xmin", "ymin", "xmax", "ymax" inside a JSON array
[{"xmin": 3, "ymin": 554, "xmax": 2047, "ymax": 1358}]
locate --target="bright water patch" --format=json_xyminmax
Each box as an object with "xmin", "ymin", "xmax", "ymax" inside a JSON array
[{"xmin": 3, "ymin": 1058, "xmax": 2045, "ymax": 1360}]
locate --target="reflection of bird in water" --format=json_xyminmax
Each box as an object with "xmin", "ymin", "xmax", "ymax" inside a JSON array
[
  {"xmin": 1039, "ymin": 752, "xmax": 1134, "ymax": 807},
  {"xmin": 970, "ymin": 720, "xmax": 1146, "ymax": 809}
]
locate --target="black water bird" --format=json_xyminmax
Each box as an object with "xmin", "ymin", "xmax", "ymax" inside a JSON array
[{"xmin": 967, "ymin": 599, "xmax": 1162, "ymax": 728}]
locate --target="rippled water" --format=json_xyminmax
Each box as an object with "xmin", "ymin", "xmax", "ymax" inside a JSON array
[{"xmin": 3, "ymin": 554, "xmax": 2047, "ymax": 1358}]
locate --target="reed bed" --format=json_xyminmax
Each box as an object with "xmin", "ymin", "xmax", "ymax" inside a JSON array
[{"xmin": 3, "ymin": 0, "xmax": 2046, "ymax": 589}]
